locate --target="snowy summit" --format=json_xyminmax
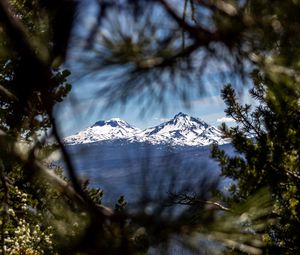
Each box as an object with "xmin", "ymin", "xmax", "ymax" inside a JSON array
[
  {"xmin": 63, "ymin": 118, "xmax": 140, "ymax": 144},
  {"xmin": 64, "ymin": 113, "xmax": 229, "ymax": 146}
]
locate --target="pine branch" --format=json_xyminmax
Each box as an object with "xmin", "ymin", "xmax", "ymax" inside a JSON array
[
  {"xmin": 0, "ymin": 0, "xmax": 49, "ymax": 64},
  {"xmin": 159, "ymin": 0, "xmax": 215, "ymax": 44}
]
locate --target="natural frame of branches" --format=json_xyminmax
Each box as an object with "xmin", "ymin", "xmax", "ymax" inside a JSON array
[{"xmin": 0, "ymin": 0, "xmax": 300, "ymax": 254}]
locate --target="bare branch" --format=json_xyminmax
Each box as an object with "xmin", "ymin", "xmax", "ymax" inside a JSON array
[
  {"xmin": 169, "ymin": 193, "xmax": 230, "ymax": 211},
  {"xmin": 0, "ymin": 84, "xmax": 18, "ymax": 101},
  {"xmin": 196, "ymin": 0, "xmax": 238, "ymax": 16}
]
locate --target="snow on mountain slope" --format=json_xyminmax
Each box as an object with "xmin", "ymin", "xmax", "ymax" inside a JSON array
[
  {"xmin": 136, "ymin": 112, "xmax": 226, "ymax": 146},
  {"xmin": 63, "ymin": 118, "xmax": 140, "ymax": 145},
  {"xmin": 64, "ymin": 113, "xmax": 229, "ymax": 146}
]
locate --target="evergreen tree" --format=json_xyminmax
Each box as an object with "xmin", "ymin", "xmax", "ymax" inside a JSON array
[
  {"xmin": 0, "ymin": 1, "xmax": 79, "ymax": 254},
  {"xmin": 212, "ymin": 70, "xmax": 300, "ymax": 254},
  {"xmin": 0, "ymin": 0, "xmax": 72, "ymax": 139}
]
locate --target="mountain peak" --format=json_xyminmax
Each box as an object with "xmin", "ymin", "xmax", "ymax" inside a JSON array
[
  {"xmin": 92, "ymin": 118, "xmax": 132, "ymax": 128},
  {"xmin": 64, "ymin": 117, "xmax": 139, "ymax": 145},
  {"xmin": 138, "ymin": 112, "xmax": 224, "ymax": 146},
  {"xmin": 166, "ymin": 112, "xmax": 208, "ymax": 129},
  {"xmin": 174, "ymin": 112, "xmax": 188, "ymax": 118}
]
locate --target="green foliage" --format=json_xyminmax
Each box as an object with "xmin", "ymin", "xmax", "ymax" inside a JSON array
[
  {"xmin": 0, "ymin": 164, "xmax": 55, "ymax": 254},
  {"xmin": 9, "ymin": 0, "xmax": 50, "ymax": 36},
  {"xmin": 115, "ymin": 195, "xmax": 127, "ymax": 213},
  {"xmin": 0, "ymin": 156, "xmax": 107, "ymax": 254},
  {"xmin": 0, "ymin": 1, "xmax": 77, "ymax": 254},
  {"xmin": 0, "ymin": 0, "xmax": 72, "ymax": 139},
  {"xmin": 212, "ymin": 72, "xmax": 300, "ymax": 253},
  {"xmin": 0, "ymin": 62, "xmax": 71, "ymax": 139}
]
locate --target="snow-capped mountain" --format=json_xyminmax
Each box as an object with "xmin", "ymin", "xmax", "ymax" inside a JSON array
[
  {"xmin": 136, "ymin": 112, "xmax": 226, "ymax": 146},
  {"xmin": 64, "ymin": 113, "xmax": 229, "ymax": 146},
  {"xmin": 64, "ymin": 118, "xmax": 140, "ymax": 145}
]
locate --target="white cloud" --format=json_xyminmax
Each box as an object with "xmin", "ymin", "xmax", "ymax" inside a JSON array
[{"xmin": 217, "ymin": 117, "xmax": 236, "ymax": 123}]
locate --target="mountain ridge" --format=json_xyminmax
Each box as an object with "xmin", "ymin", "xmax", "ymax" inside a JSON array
[{"xmin": 63, "ymin": 112, "xmax": 230, "ymax": 146}]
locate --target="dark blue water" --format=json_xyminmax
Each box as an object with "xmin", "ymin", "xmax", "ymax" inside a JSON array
[{"xmin": 65, "ymin": 141, "xmax": 234, "ymax": 205}]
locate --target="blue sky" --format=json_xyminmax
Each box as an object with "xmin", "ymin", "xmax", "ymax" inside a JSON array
[{"xmin": 54, "ymin": 0, "xmax": 253, "ymax": 137}]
